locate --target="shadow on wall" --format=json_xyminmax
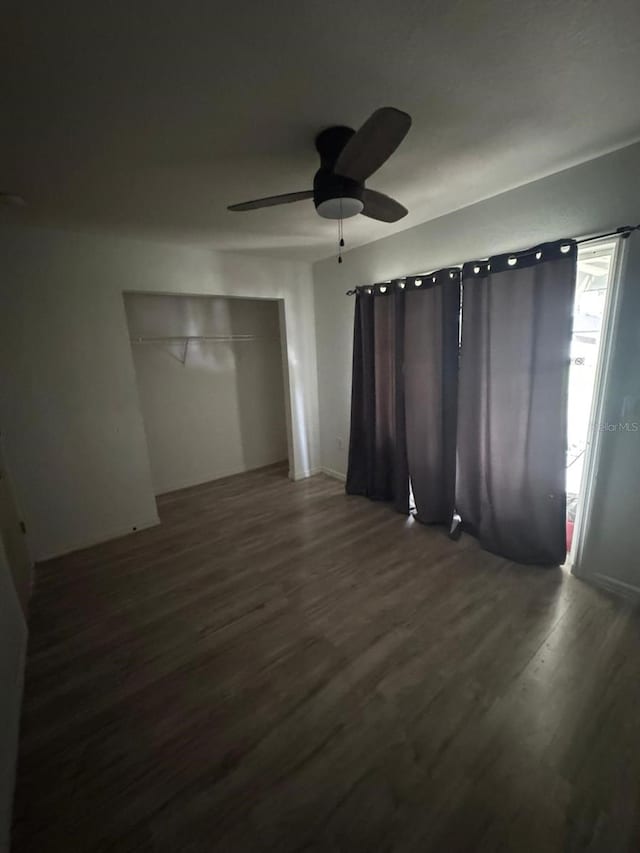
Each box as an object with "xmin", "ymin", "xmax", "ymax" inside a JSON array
[
  {"xmin": 217, "ymin": 252, "xmax": 319, "ymax": 481},
  {"xmin": 228, "ymin": 299, "xmax": 289, "ymax": 474},
  {"xmin": 0, "ymin": 438, "xmax": 31, "ymax": 615}
]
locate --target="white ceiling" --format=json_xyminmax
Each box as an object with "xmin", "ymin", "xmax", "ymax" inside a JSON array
[{"xmin": 3, "ymin": 0, "xmax": 640, "ymax": 261}]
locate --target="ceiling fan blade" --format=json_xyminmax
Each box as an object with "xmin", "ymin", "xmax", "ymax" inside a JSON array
[
  {"xmin": 228, "ymin": 190, "xmax": 313, "ymax": 212},
  {"xmin": 334, "ymin": 107, "xmax": 411, "ymax": 183},
  {"xmin": 361, "ymin": 189, "xmax": 408, "ymax": 223}
]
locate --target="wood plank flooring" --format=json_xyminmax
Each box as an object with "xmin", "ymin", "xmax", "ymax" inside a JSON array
[{"xmin": 12, "ymin": 464, "xmax": 640, "ymax": 852}]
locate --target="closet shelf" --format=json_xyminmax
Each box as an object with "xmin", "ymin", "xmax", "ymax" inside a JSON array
[{"xmin": 129, "ymin": 334, "xmax": 279, "ymax": 365}]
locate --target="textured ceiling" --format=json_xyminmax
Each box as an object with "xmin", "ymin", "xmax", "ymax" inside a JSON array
[{"xmin": 2, "ymin": 0, "xmax": 640, "ymax": 261}]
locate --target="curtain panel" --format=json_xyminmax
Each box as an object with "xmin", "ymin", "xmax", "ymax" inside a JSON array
[
  {"xmin": 346, "ymin": 285, "xmax": 408, "ymax": 513},
  {"xmin": 346, "ymin": 270, "xmax": 461, "ymax": 522},
  {"xmin": 456, "ymin": 241, "xmax": 577, "ymax": 565},
  {"xmin": 404, "ymin": 270, "xmax": 460, "ymax": 524}
]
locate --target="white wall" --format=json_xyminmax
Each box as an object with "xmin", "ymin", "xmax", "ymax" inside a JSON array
[
  {"xmin": 0, "ymin": 536, "xmax": 27, "ymax": 853},
  {"xmin": 313, "ymin": 140, "xmax": 640, "ymax": 590},
  {"xmin": 125, "ymin": 294, "xmax": 289, "ymax": 494},
  {"xmin": 0, "ymin": 228, "xmax": 319, "ymax": 560}
]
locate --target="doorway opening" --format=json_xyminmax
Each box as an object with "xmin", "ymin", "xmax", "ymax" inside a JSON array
[
  {"xmin": 124, "ymin": 293, "xmax": 292, "ymax": 496},
  {"xmin": 566, "ymin": 240, "xmax": 620, "ymax": 558}
]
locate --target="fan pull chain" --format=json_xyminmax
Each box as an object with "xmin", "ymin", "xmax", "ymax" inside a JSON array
[{"xmin": 338, "ymin": 198, "xmax": 345, "ymax": 264}]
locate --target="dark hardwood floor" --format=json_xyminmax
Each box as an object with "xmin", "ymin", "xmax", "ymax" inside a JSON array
[{"xmin": 12, "ymin": 465, "xmax": 640, "ymax": 852}]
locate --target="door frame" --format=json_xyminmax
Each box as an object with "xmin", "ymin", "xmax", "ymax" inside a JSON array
[
  {"xmin": 569, "ymin": 235, "xmax": 628, "ymax": 575},
  {"xmin": 0, "ymin": 431, "xmax": 32, "ymax": 614}
]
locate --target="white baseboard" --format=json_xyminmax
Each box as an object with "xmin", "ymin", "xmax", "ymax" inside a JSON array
[
  {"xmin": 157, "ymin": 459, "xmax": 290, "ymax": 495},
  {"xmin": 289, "ymin": 467, "xmax": 321, "ymax": 481},
  {"xmin": 37, "ymin": 515, "xmax": 161, "ymax": 562},
  {"xmin": 589, "ymin": 572, "xmax": 640, "ymax": 604},
  {"xmin": 321, "ymin": 467, "xmax": 347, "ymax": 482},
  {"xmin": 287, "ymin": 466, "xmax": 346, "ymax": 482}
]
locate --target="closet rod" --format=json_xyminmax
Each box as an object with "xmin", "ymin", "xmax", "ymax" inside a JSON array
[
  {"xmin": 130, "ymin": 335, "xmax": 277, "ymax": 343},
  {"xmin": 345, "ymin": 223, "xmax": 639, "ymax": 294}
]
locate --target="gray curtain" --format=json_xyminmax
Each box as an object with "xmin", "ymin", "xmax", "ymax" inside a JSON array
[
  {"xmin": 404, "ymin": 271, "xmax": 461, "ymax": 524},
  {"xmin": 456, "ymin": 241, "xmax": 577, "ymax": 565},
  {"xmin": 346, "ymin": 271, "xmax": 460, "ymax": 520},
  {"xmin": 346, "ymin": 286, "xmax": 409, "ymax": 513}
]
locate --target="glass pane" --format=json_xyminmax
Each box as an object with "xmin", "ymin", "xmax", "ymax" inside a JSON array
[{"xmin": 566, "ymin": 245, "xmax": 613, "ymax": 551}]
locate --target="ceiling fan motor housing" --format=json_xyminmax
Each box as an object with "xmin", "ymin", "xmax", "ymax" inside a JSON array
[
  {"xmin": 313, "ymin": 171, "xmax": 363, "ymax": 219},
  {"xmin": 314, "ymin": 125, "xmax": 364, "ymax": 219}
]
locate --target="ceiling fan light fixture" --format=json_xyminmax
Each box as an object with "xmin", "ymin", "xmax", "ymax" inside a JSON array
[{"xmin": 316, "ymin": 196, "xmax": 363, "ymax": 220}]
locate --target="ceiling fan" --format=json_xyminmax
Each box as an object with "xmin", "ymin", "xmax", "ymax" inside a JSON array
[{"xmin": 227, "ymin": 107, "xmax": 411, "ymax": 223}]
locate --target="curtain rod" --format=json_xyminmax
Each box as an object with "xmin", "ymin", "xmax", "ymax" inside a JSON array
[{"xmin": 344, "ymin": 223, "xmax": 639, "ymax": 294}]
